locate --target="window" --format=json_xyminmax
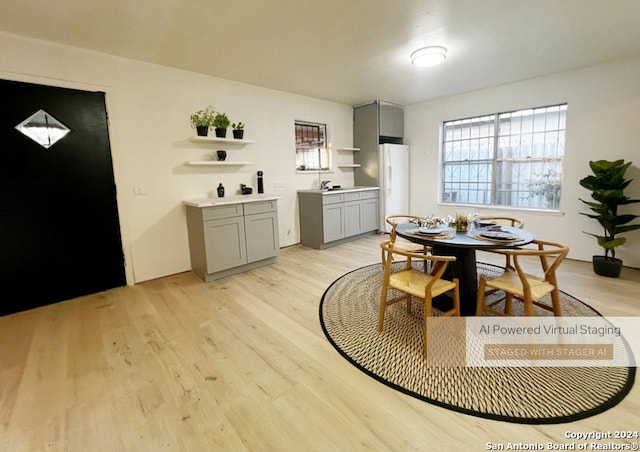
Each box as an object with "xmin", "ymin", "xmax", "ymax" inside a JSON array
[
  {"xmin": 441, "ymin": 104, "xmax": 566, "ymax": 210},
  {"xmin": 295, "ymin": 120, "xmax": 330, "ymax": 172}
]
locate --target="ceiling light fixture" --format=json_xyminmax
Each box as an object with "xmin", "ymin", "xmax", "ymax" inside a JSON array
[{"xmin": 410, "ymin": 46, "xmax": 447, "ymax": 67}]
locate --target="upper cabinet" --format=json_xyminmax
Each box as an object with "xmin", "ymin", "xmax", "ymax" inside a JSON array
[
  {"xmin": 353, "ymin": 100, "xmax": 404, "ymax": 148},
  {"xmin": 378, "ymin": 104, "xmax": 404, "ymax": 140},
  {"xmin": 353, "ymin": 101, "xmax": 404, "ymax": 186}
]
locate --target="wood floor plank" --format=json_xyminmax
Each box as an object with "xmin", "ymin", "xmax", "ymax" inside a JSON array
[{"xmin": 1, "ymin": 234, "xmax": 639, "ymax": 450}]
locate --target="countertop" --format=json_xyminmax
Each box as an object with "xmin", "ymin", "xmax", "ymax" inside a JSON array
[
  {"xmin": 183, "ymin": 194, "xmax": 282, "ymax": 208},
  {"xmin": 297, "ymin": 186, "xmax": 379, "ymax": 194}
]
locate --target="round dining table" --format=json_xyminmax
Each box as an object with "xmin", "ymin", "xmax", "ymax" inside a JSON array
[{"xmin": 395, "ymin": 223, "xmax": 535, "ymax": 315}]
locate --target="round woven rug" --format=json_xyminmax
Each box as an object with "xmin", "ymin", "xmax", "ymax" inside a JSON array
[{"xmin": 319, "ymin": 262, "xmax": 636, "ymax": 424}]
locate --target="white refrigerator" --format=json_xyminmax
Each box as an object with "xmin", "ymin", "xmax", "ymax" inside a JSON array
[{"xmin": 378, "ymin": 144, "xmax": 410, "ymax": 232}]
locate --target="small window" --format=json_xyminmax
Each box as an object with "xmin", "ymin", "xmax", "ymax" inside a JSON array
[
  {"xmin": 441, "ymin": 104, "xmax": 567, "ymax": 210},
  {"xmin": 15, "ymin": 109, "xmax": 71, "ymax": 149},
  {"xmin": 295, "ymin": 120, "xmax": 330, "ymax": 172}
]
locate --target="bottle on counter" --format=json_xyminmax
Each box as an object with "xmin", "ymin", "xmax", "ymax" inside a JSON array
[
  {"xmin": 217, "ymin": 183, "xmax": 225, "ymax": 198},
  {"xmin": 257, "ymin": 170, "xmax": 264, "ymax": 194}
]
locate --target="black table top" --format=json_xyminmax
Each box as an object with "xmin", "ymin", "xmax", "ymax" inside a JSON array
[{"xmin": 396, "ymin": 223, "xmax": 535, "ymax": 249}]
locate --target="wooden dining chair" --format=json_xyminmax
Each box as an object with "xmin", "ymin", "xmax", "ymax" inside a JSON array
[
  {"xmin": 476, "ymin": 239, "xmax": 569, "ymax": 317},
  {"xmin": 383, "ymin": 214, "xmax": 429, "ymax": 268},
  {"xmin": 379, "ymin": 240, "xmax": 460, "ymax": 356},
  {"xmin": 476, "ymin": 216, "xmax": 524, "ymax": 270},
  {"xmin": 477, "ymin": 216, "xmax": 524, "ymax": 229}
]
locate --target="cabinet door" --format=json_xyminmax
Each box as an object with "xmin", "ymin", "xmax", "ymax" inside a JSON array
[
  {"xmin": 203, "ymin": 216, "xmax": 247, "ymax": 273},
  {"xmin": 362, "ymin": 197, "xmax": 379, "ymax": 232},
  {"xmin": 245, "ymin": 211, "xmax": 279, "ymax": 263},
  {"xmin": 323, "ymin": 203, "xmax": 345, "ymax": 242},
  {"xmin": 344, "ymin": 201, "xmax": 363, "ymax": 237},
  {"xmin": 379, "ymin": 104, "xmax": 404, "ymax": 138}
]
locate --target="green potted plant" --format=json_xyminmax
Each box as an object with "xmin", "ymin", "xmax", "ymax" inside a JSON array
[
  {"xmin": 231, "ymin": 122, "xmax": 245, "ymax": 140},
  {"xmin": 213, "ymin": 112, "xmax": 230, "ymax": 138},
  {"xmin": 579, "ymin": 159, "xmax": 640, "ymax": 277},
  {"xmin": 190, "ymin": 105, "xmax": 215, "ymax": 136}
]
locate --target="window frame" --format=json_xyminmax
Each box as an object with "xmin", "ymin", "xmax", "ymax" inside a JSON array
[
  {"xmin": 440, "ymin": 103, "xmax": 567, "ymax": 211},
  {"xmin": 295, "ymin": 120, "xmax": 331, "ymax": 173}
]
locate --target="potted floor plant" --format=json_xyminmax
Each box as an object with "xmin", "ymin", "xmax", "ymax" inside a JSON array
[
  {"xmin": 579, "ymin": 159, "xmax": 640, "ymax": 277},
  {"xmin": 190, "ymin": 105, "xmax": 215, "ymax": 136},
  {"xmin": 213, "ymin": 112, "xmax": 230, "ymax": 138},
  {"xmin": 232, "ymin": 122, "xmax": 245, "ymax": 140}
]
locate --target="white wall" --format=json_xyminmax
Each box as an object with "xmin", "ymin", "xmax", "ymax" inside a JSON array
[
  {"xmin": 0, "ymin": 31, "xmax": 358, "ymax": 283},
  {"xmin": 405, "ymin": 57, "xmax": 640, "ymax": 269}
]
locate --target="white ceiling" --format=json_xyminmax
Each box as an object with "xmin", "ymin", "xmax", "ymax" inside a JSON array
[{"xmin": 2, "ymin": 0, "xmax": 640, "ymax": 106}]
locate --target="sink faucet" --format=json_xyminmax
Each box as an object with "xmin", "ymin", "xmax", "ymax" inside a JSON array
[{"xmin": 320, "ymin": 180, "xmax": 331, "ymax": 189}]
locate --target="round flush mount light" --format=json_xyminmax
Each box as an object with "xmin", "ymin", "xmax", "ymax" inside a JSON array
[{"xmin": 410, "ymin": 46, "xmax": 447, "ymax": 67}]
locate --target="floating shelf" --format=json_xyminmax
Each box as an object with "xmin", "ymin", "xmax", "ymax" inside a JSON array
[
  {"xmin": 190, "ymin": 136, "xmax": 254, "ymax": 144},
  {"xmin": 338, "ymin": 164, "xmax": 362, "ymax": 168},
  {"xmin": 337, "ymin": 147, "xmax": 360, "ymax": 151},
  {"xmin": 185, "ymin": 161, "xmax": 252, "ymax": 166}
]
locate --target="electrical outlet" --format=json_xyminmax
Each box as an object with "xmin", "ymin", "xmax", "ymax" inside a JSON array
[{"xmin": 133, "ymin": 185, "xmax": 148, "ymax": 195}]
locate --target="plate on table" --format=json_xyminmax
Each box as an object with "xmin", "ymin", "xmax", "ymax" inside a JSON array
[
  {"xmin": 479, "ymin": 230, "xmax": 519, "ymax": 241},
  {"xmin": 479, "ymin": 220, "xmax": 497, "ymax": 227},
  {"xmin": 417, "ymin": 227, "xmax": 446, "ymax": 235}
]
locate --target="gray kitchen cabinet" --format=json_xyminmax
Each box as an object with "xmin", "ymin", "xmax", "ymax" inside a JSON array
[
  {"xmin": 362, "ymin": 191, "xmax": 380, "ymax": 231},
  {"xmin": 186, "ymin": 199, "xmax": 279, "ymax": 281},
  {"xmin": 344, "ymin": 200, "xmax": 363, "ymax": 237},
  {"xmin": 379, "ymin": 103, "xmax": 404, "ymax": 139},
  {"xmin": 322, "ymin": 203, "xmax": 345, "ymax": 242},
  {"xmin": 298, "ymin": 188, "xmax": 379, "ymax": 249},
  {"xmin": 344, "ymin": 191, "xmax": 364, "ymax": 237},
  {"xmin": 244, "ymin": 201, "xmax": 280, "ymax": 263},
  {"xmin": 204, "ymin": 214, "xmax": 247, "ymax": 274}
]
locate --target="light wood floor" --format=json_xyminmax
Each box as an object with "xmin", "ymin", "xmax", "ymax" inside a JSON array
[{"xmin": 1, "ymin": 234, "xmax": 639, "ymax": 451}]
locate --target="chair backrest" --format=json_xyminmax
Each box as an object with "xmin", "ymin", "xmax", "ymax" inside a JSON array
[
  {"xmin": 499, "ymin": 239, "xmax": 569, "ymax": 285},
  {"xmin": 379, "ymin": 240, "xmax": 455, "ymax": 282},
  {"xmin": 478, "ymin": 216, "xmax": 524, "ymax": 229},
  {"xmin": 385, "ymin": 214, "xmax": 421, "ymax": 244}
]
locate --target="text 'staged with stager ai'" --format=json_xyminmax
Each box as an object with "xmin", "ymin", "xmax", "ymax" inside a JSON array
[{"xmin": 422, "ymin": 317, "xmax": 639, "ymax": 368}]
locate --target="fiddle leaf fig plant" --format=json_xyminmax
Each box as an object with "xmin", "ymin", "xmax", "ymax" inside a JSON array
[{"xmin": 579, "ymin": 159, "xmax": 640, "ymax": 259}]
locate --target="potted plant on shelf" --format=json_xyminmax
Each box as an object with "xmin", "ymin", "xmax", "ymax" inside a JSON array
[
  {"xmin": 190, "ymin": 105, "xmax": 215, "ymax": 136},
  {"xmin": 231, "ymin": 122, "xmax": 245, "ymax": 140},
  {"xmin": 213, "ymin": 112, "xmax": 230, "ymax": 138},
  {"xmin": 579, "ymin": 159, "xmax": 640, "ymax": 277}
]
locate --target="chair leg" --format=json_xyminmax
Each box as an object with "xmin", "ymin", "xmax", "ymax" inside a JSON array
[
  {"xmin": 504, "ymin": 293, "xmax": 513, "ymax": 315},
  {"xmin": 523, "ymin": 295, "xmax": 534, "ymax": 316},
  {"xmin": 452, "ymin": 278, "xmax": 461, "ymax": 317},
  {"xmin": 405, "ymin": 295, "xmax": 412, "ymax": 313},
  {"xmin": 423, "ymin": 295, "xmax": 433, "ymax": 357},
  {"xmin": 550, "ymin": 288, "xmax": 562, "ymax": 316},
  {"xmin": 476, "ymin": 277, "xmax": 486, "ymax": 316},
  {"xmin": 379, "ymin": 281, "xmax": 389, "ymax": 332}
]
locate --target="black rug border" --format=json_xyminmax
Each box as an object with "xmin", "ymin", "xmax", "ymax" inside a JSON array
[{"xmin": 319, "ymin": 262, "xmax": 637, "ymax": 425}]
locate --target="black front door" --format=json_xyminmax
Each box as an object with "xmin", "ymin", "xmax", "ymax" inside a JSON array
[{"xmin": 0, "ymin": 79, "xmax": 126, "ymax": 316}]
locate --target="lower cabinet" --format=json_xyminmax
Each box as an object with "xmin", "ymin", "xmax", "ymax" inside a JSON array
[
  {"xmin": 298, "ymin": 188, "xmax": 379, "ymax": 249},
  {"xmin": 187, "ymin": 200, "xmax": 279, "ymax": 281},
  {"xmin": 322, "ymin": 202, "xmax": 345, "ymax": 242},
  {"xmin": 344, "ymin": 199, "xmax": 363, "ymax": 237},
  {"xmin": 203, "ymin": 213, "xmax": 247, "ymax": 274}
]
